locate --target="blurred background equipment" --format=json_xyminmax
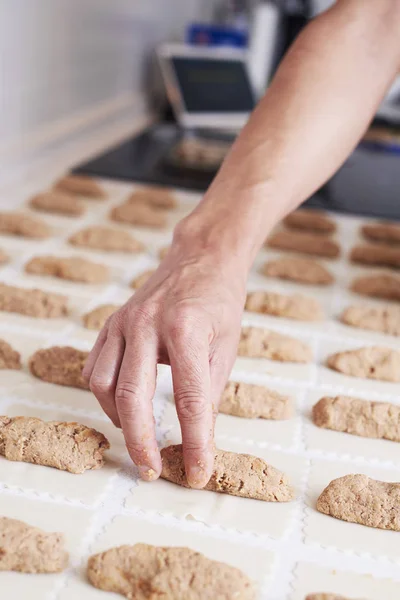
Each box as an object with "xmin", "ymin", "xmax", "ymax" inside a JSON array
[
  {"xmin": 158, "ymin": 43, "xmax": 255, "ymax": 130},
  {"xmin": 72, "ymin": 0, "xmax": 313, "ymax": 191},
  {"xmin": 2, "ymin": 0, "xmax": 399, "ymax": 218}
]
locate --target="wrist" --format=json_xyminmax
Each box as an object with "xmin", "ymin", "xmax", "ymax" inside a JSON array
[
  {"xmin": 172, "ymin": 207, "xmax": 252, "ymax": 283},
  {"xmin": 174, "ymin": 180, "xmax": 282, "ymax": 269}
]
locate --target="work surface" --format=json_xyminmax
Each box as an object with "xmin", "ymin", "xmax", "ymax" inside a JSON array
[{"xmin": 0, "ymin": 177, "xmax": 399, "ymax": 600}]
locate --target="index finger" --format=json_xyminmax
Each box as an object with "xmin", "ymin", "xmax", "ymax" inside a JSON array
[
  {"xmin": 115, "ymin": 336, "xmax": 161, "ymax": 481},
  {"xmin": 168, "ymin": 334, "xmax": 214, "ymax": 489}
]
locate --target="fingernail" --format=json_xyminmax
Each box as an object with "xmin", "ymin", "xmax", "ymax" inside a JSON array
[
  {"xmin": 187, "ymin": 465, "xmax": 208, "ymax": 489},
  {"xmin": 138, "ymin": 466, "xmax": 158, "ymax": 482}
]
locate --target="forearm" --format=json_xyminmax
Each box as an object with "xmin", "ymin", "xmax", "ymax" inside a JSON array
[{"xmin": 178, "ymin": 0, "xmax": 400, "ymax": 267}]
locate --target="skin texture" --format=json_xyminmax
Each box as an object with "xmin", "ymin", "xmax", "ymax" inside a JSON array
[{"xmin": 84, "ymin": 1, "xmax": 400, "ymax": 488}]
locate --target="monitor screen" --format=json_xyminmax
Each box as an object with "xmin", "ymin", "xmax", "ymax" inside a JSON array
[{"xmin": 171, "ymin": 57, "xmax": 255, "ymax": 114}]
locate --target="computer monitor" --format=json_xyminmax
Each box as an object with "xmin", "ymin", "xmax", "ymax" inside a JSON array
[{"xmin": 158, "ymin": 44, "xmax": 256, "ymax": 130}]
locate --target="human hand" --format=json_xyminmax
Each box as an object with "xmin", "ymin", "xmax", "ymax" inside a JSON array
[{"xmin": 83, "ymin": 219, "xmax": 247, "ymax": 488}]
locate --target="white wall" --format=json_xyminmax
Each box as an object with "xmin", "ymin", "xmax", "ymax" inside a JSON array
[{"xmin": 0, "ymin": 0, "xmax": 213, "ymax": 153}]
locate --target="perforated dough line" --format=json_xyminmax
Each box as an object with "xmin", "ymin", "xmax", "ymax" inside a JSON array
[
  {"xmin": 264, "ymin": 386, "xmax": 313, "ymax": 600},
  {"xmin": 48, "ymin": 388, "xmax": 173, "ymax": 599}
]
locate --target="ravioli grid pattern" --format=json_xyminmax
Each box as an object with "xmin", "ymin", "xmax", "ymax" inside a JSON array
[{"xmin": 0, "ymin": 177, "xmax": 398, "ymax": 599}]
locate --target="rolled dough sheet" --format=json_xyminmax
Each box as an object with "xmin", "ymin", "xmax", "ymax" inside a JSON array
[
  {"xmin": 304, "ymin": 459, "xmax": 400, "ymax": 561},
  {"xmin": 8, "ymin": 333, "xmax": 109, "ymax": 418},
  {"xmin": 234, "ymin": 355, "xmax": 316, "ymax": 383},
  {"xmin": 12, "ymin": 360, "xmax": 172, "ymax": 422},
  {"xmin": 1, "ymin": 178, "xmax": 399, "ymax": 598},
  {"xmin": 11, "ymin": 379, "xmax": 105, "ymax": 417},
  {"xmin": 61, "ymin": 237, "xmax": 147, "ymax": 269},
  {"xmin": 0, "ymin": 225, "xmax": 64, "ymax": 250},
  {"xmin": 330, "ymin": 291, "xmax": 400, "ymax": 345},
  {"xmin": 0, "ymin": 274, "xmax": 95, "ymax": 334},
  {"xmin": 0, "ymin": 402, "xmax": 126, "ymax": 504},
  {"xmin": 316, "ymin": 338, "xmax": 400, "ymax": 398},
  {"xmin": 62, "ymin": 326, "xmax": 99, "ymax": 347},
  {"xmin": 252, "ymin": 247, "xmax": 343, "ymax": 286},
  {"xmin": 241, "ymin": 306, "xmax": 334, "ymax": 332},
  {"xmin": 242, "ymin": 274, "xmax": 336, "ymax": 335},
  {"xmin": 69, "ymin": 286, "xmax": 133, "ymax": 345},
  {"xmin": 290, "ymin": 562, "xmax": 400, "ymax": 600},
  {"xmin": 25, "ymin": 208, "xmax": 91, "ymax": 230},
  {"xmin": 0, "ymin": 491, "xmax": 93, "ymax": 599},
  {"xmin": 160, "ymin": 397, "xmax": 298, "ymax": 448},
  {"xmin": 58, "ymin": 513, "xmax": 274, "ymax": 600},
  {"xmin": 125, "ymin": 436, "xmax": 307, "ymax": 538},
  {"xmin": 0, "ymin": 331, "xmax": 51, "ymax": 388},
  {"xmin": 0, "ymin": 246, "xmax": 26, "ymax": 270},
  {"xmin": 16, "ymin": 261, "xmax": 113, "ymax": 298},
  {"xmin": 303, "ymin": 389, "xmax": 400, "ymax": 465}
]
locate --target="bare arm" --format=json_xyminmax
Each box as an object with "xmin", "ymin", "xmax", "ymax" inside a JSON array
[
  {"xmin": 186, "ymin": 0, "xmax": 400, "ymax": 265},
  {"xmin": 84, "ymin": 0, "xmax": 400, "ymax": 488}
]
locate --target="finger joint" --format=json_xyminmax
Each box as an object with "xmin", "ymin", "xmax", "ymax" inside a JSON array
[
  {"xmin": 90, "ymin": 375, "xmax": 114, "ymax": 397},
  {"xmin": 115, "ymin": 382, "xmax": 144, "ymax": 417},
  {"xmin": 176, "ymin": 390, "xmax": 209, "ymax": 424}
]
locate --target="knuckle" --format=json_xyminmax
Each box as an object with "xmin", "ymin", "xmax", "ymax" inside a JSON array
[
  {"xmin": 110, "ymin": 304, "xmax": 156, "ymax": 338},
  {"xmin": 130, "ymin": 305, "xmax": 154, "ymax": 328},
  {"xmin": 176, "ymin": 389, "xmax": 208, "ymax": 423},
  {"xmin": 115, "ymin": 382, "xmax": 144, "ymax": 415},
  {"xmin": 90, "ymin": 374, "xmax": 114, "ymax": 397},
  {"xmin": 167, "ymin": 312, "xmax": 199, "ymax": 342},
  {"xmin": 107, "ymin": 312, "xmax": 124, "ymax": 337},
  {"xmin": 183, "ymin": 439, "xmax": 210, "ymax": 453}
]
